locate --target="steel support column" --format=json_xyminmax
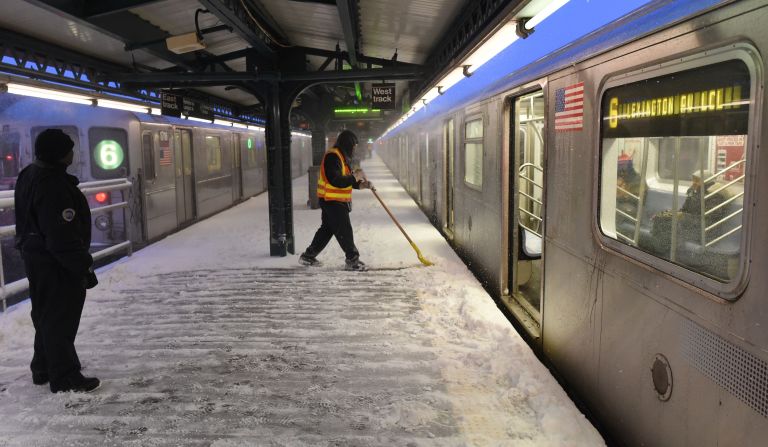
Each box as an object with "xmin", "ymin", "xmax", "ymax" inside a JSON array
[
  {"xmin": 311, "ymin": 130, "xmax": 327, "ymax": 166},
  {"xmin": 264, "ymin": 82, "xmax": 294, "ymax": 256}
]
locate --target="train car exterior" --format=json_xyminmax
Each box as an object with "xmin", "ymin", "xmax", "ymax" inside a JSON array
[
  {"xmin": 0, "ymin": 93, "xmax": 312, "ymax": 286},
  {"xmin": 378, "ymin": 1, "xmax": 768, "ymax": 445}
]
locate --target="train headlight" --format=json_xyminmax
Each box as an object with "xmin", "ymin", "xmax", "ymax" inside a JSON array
[{"xmin": 95, "ymin": 214, "xmax": 111, "ymax": 231}]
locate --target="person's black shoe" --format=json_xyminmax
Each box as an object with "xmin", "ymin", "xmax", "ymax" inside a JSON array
[
  {"xmin": 32, "ymin": 371, "xmax": 48, "ymax": 385},
  {"xmin": 345, "ymin": 258, "xmax": 367, "ymax": 271},
  {"xmin": 50, "ymin": 372, "xmax": 101, "ymax": 393},
  {"xmin": 299, "ymin": 253, "xmax": 321, "ymax": 266}
]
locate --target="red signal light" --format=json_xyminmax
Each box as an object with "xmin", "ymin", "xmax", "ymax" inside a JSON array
[
  {"xmin": 5, "ymin": 154, "xmax": 12, "ymax": 160},
  {"xmin": 95, "ymin": 192, "xmax": 109, "ymax": 203}
]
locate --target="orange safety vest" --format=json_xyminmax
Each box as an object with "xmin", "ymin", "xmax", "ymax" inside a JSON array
[{"xmin": 317, "ymin": 147, "xmax": 352, "ymax": 202}]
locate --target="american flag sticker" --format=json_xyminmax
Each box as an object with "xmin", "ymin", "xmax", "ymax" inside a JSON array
[
  {"xmin": 159, "ymin": 148, "xmax": 173, "ymax": 166},
  {"xmin": 554, "ymin": 82, "xmax": 585, "ymax": 132}
]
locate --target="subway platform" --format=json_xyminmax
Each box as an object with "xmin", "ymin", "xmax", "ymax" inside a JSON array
[{"xmin": 0, "ymin": 155, "xmax": 603, "ymax": 446}]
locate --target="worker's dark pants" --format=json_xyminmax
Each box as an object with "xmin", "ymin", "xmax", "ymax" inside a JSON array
[
  {"xmin": 305, "ymin": 200, "xmax": 359, "ymax": 261},
  {"xmin": 24, "ymin": 255, "xmax": 85, "ymax": 382}
]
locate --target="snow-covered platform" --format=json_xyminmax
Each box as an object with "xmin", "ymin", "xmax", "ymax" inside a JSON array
[{"xmin": 0, "ymin": 155, "xmax": 603, "ymax": 446}]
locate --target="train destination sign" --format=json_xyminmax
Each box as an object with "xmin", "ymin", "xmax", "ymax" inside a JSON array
[
  {"xmin": 602, "ymin": 60, "xmax": 750, "ymax": 138},
  {"xmin": 371, "ymin": 83, "xmax": 396, "ymax": 110}
]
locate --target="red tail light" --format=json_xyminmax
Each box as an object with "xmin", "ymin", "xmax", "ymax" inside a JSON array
[{"xmin": 95, "ymin": 192, "xmax": 109, "ymax": 203}]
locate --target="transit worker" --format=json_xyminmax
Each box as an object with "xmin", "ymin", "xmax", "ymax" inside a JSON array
[
  {"xmin": 14, "ymin": 128, "xmax": 100, "ymax": 393},
  {"xmin": 299, "ymin": 130, "xmax": 372, "ymax": 271}
]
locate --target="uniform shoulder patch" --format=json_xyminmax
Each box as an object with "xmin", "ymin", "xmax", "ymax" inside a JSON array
[{"xmin": 61, "ymin": 208, "xmax": 76, "ymax": 222}]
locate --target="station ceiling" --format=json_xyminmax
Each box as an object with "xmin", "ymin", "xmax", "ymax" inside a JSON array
[{"xmin": 2, "ymin": 0, "xmax": 530, "ymax": 134}]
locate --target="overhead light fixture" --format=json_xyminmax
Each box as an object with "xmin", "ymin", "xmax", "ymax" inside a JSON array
[
  {"xmin": 186, "ymin": 115, "xmax": 212, "ymax": 123},
  {"xmin": 4, "ymin": 82, "xmax": 93, "ymax": 105},
  {"xmin": 463, "ymin": 21, "xmax": 519, "ymax": 75},
  {"xmin": 213, "ymin": 119, "xmax": 234, "ymax": 127},
  {"xmin": 166, "ymin": 32, "xmax": 206, "ymax": 54},
  {"xmin": 437, "ymin": 67, "xmax": 469, "ymax": 94},
  {"xmin": 150, "ymin": 107, "xmax": 162, "ymax": 115},
  {"xmin": 232, "ymin": 122, "xmax": 248, "ymax": 129},
  {"xmin": 421, "ymin": 87, "xmax": 441, "ymax": 104},
  {"xmin": 526, "ymin": 0, "xmax": 571, "ymax": 30},
  {"xmin": 97, "ymin": 99, "xmax": 151, "ymax": 113}
]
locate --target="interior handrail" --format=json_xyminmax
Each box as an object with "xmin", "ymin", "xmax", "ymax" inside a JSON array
[{"xmin": 704, "ymin": 159, "xmax": 745, "ymax": 185}]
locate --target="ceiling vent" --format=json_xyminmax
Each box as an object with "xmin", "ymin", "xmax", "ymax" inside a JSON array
[{"xmin": 166, "ymin": 32, "xmax": 206, "ymax": 54}]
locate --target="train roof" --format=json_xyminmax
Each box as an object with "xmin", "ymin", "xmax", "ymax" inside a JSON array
[{"xmin": 386, "ymin": 0, "xmax": 728, "ymax": 136}]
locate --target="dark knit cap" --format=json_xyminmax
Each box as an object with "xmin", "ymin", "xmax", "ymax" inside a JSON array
[
  {"xmin": 335, "ymin": 130, "xmax": 358, "ymax": 157},
  {"xmin": 35, "ymin": 129, "xmax": 74, "ymax": 163}
]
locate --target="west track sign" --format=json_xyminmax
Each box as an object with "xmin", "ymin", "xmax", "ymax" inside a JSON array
[{"xmin": 371, "ymin": 83, "xmax": 396, "ymax": 110}]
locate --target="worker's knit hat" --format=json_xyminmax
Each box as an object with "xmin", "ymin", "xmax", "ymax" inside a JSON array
[{"xmin": 35, "ymin": 129, "xmax": 74, "ymax": 163}]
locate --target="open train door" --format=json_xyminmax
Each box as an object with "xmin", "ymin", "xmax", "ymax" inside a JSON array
[
  {"xmin": 173, "ymin": 128, "xmax": 196, "ymax": 225},
  {"xmin": 505, "ymin": 90, "xmax": 546, "ymax": 338}
]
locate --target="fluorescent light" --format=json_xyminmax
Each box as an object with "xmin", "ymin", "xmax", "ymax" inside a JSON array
[
  {"xmin": 6, "ymin": 82, "xmax": 93, "ymax": 105},
  {"xmin": 213, "ymin": 119, "xmax": 234, "ymax": 126},
  {"xmin": 186, "ymin": 116, "xmax": 212, "ymax": 123},
  {"xmin": 232, "ymin": 122, "xmax": 248, "ymax": 129},
  {"xmin": 150, "ymin": 107, "xmax": 162, "ymax": 115},
  {"xmin": 412, "ymin": 101, "xmax": 425, "ymax": 112},
  {"xmin": 437, "ymin": 67, "xmax": 468, "ymax": 93},
  {"xmin": 464, "ymin": 21, "xmax": 518, "ymax": 74},
  {"xmin": 526, "ymin": 0, "xmax": 571, "ymax": 29},
  {"xmin": 97, "ymin": 99, "xmax": 150, "ymax": 113},
  {"xmin": 422, "ymin": 87, "xmax": 441, "ymax": 104}
]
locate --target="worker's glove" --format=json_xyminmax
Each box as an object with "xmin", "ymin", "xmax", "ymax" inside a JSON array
[
  {"xmin": 359, "ymin": 180, "xmax": 373, "ymax": 190},
  {"xmin": 353, "ymin": 168, "xmax": 366, "ymax": 182},
  {"xmin": 83, "ymin": 267, "xmax": 98, "ymax": 289}
]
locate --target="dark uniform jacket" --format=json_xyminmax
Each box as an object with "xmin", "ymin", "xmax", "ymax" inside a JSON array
[
  {"xmin": 321, "ymin": 150, "xmax": 360, "ymax": 211},
  {"xmin": 14, "ymin": 160, "xmax": 93, "ymax": 278}
]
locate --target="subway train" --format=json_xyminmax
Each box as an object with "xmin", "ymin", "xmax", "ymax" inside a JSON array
[
  {"xmin": 0, "ymin": 92, "xmax": 312, "ymax": 288},
  {"xmin": 377, "ymin": 0, "xmax": 767, "ymax": 445}
]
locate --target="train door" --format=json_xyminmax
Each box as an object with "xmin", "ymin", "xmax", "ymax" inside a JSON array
[
  {"xmin": 173, "ymin": 128, "xmax": 195, "ymax": 224},
  {"xmin": 232, "ymin": 133, "xmax": 243, "ymax": 201},
  {"xmin": 443, "ymin": 119, "xmax": 455, "ymax": 237},
  {"xmin": 508, "ymin": 90, "xmax": 546, "ymax": 328}
]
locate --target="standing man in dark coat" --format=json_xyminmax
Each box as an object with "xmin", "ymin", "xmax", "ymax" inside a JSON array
[
  {"xmin": 15, "ymin": 128, "xmax": 100, "ymax": 393},
  {"xmin": 299, "ymin": 130, "xmax": 372, "ymax": 270}
]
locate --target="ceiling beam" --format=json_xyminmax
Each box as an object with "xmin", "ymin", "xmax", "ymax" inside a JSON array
[
  {"xmin": 84, "ymin": 0, "xmax": 168, "ymax": 18},
  {"xmin": 198, "ymin": 0, "xmax": 283, "ymax": 61},
  {"xmin": 98, "ymin": 67, "xmax": 423, "ymax": 86},
  {"xmin": 336, "ymin": 0, "xmax": 359, "ymax": 67},
  {"xmin": 24, "ymin": 0, "xmax": 203, "ymax": 71}
]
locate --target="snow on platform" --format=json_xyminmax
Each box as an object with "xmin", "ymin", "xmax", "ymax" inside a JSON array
[{"xmin": 0, "ymin": 155, "xmax": 603, "ymax": 446}]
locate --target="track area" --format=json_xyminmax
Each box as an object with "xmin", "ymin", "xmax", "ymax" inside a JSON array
[{"xmin": 0, "ymin": 156, "xmax": 602, "ymax": 446}]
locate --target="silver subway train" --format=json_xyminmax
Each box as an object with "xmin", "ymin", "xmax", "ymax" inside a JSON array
[
  {"xmin": 0, "ymin": 93, "xmax": 312, "ymax": 285},
  {"xmin": 378, "ymin": 0, "xmax": 767, "ymax": 444}
]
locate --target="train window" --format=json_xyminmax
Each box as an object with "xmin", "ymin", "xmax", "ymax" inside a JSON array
[
  {"xmin": 464, "ymin": 117, "xmax": 483, "ymax": 188},
  {"xmin": 205, "ymin": 135, "xmax": 222, "ymax": 172},
  {"xmin": 31, "ymin": 126, "xmax": 81, "ymax": 177},
  {"xmin": 0, "ymin": 130, "xmax": 20, "ymax": 189},
  {"xmin": 89, "ymin": 127, "xmax": 128, "ymax": 179},
  {"xmin": 244, "ymin": 135, "xmax": 258, "ymax": 168},
  {"xmin": 142, "ymin": 132, "xmax": 156, "ymax": 181},
  {"xmin": 599, "ymin": 59, "xmax": 752, "ymax": 285}
]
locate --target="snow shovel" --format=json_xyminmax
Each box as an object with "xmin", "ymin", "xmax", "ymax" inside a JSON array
[{"xmin": 370, "ymin": 187, "xmax": 434, "ymax": 266}]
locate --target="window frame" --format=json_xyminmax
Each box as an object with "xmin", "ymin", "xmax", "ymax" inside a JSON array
[
  {"xmin": 205, "ymin": 134, "xmax": 222, "ymax": 173},
  {"xmin": 141, "ymin": 131, "xmax": 156, "ymax": 181},
  {"xmin": 594, "ymin": 45, "xmax": 760, "ymax": 300},
  {"xmin": 463, "ymin": 114, "xmax": 484, "ymax": 190}
]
